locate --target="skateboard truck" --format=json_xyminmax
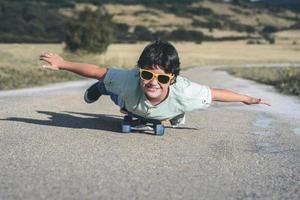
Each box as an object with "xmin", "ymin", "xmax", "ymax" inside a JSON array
[{"xmin": 121, "ymin": 113, "xmax": 165, "ymax": 136}]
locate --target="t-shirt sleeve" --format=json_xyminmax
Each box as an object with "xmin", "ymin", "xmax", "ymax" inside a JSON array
[
  {"xmin": 180, "ymin": 80, "xmax": 212, "ymax": 111},
  {"xmin": 103, "ymin": 68, "xmax": 132, "ymax": 96}
]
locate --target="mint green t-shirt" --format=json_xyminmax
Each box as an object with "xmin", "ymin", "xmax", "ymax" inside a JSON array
[{"xmin": 103, "ymin": 68, "xmax": 212, "ymax": 121}]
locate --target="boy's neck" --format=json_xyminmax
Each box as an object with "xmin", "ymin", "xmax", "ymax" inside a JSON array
[{"xmin": 148, "ymin": 98, "xmax": 164, "ymax": 106}]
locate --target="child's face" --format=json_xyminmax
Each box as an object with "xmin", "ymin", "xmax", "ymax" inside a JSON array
[{"xmin": 139, "ymin": 65, "xmax": 174, "ymax": 101}]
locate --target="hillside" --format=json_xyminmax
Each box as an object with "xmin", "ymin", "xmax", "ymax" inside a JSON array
[
  {"xmin": 99, "ymin": 1, "xmax": 299, "ymax": 40},
  {"xmin": 0, "ymin": 0, "xmax": 299, "ymax": 43},
  {"xmin": 259, "ymin": 0, "xmax": 300, "ymax": 6}
]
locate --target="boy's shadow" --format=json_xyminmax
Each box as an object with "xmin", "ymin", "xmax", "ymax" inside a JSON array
[
  {"xmin": 1, "ymin": 110, "xmax": 123, "ymax": 133},
  {"xmin": 1, "ymin": 111, "xmax": 199, "ymax": 133}
]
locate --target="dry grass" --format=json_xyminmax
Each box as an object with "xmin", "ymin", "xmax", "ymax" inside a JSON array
[
  {"xmin": 103, "ymin": 4, "xmax": 192, "ymax": 29},
  {"xmin": 1, "ymin": 40, "xmax": 300, "ymax": 90},
  {"xmin": 1, "ymin": 40, "xmax": 300, "ymax": 68},
  {"xmin": 275, "ymin": 30, "xmax": 300, "ymax": 40},
  {"xmin": 201, "ymin": 29, "xmax": 249, "ymax": 38},
  {"xmin": 199, "ymin": 1, "xmax": 237, "ymax": 16},
  {"xmin": 273, "ymin": 30, "xmax": 300, "ymax": 46},
  {"xmin": 103, "ymin": 4, "xmax": 148, "ymax": 14},
  {"xmin": 60, "ymin": 41, "xmax": 300, "ymax": 67},
  {"xmin": 177, "ymin": 41, "xmax": 300, "ymax": 66},
  {"xmin": 257, "ymin": 13, "xmax": 295, "ymax": 28},
  {"xmin": 0, "ymin": 44, "xmax": 81, "ymax": 90}
]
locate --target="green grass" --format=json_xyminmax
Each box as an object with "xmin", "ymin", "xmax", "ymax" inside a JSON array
[{"xmin": 222, "ymin": 67, "xmax": 300, "ymax": 97}]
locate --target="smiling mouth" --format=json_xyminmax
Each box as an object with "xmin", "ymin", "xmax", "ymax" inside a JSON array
[{"xmin": 146, "ymin": 84, "xmax": 160, "ymax": 92}]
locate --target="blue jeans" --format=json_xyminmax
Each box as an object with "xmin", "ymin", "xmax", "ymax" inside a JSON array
[{"xmin": 96, "ymin": 81, "xmax": 123, "ymax": 107}]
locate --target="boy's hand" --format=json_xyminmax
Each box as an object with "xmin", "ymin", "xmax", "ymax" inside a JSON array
[
  {"xmin": 243, "ymin": 96, "xmax": 271, "ymax": 106},
  {"xmin": 39, "ymin": 53, "xmax": 65, "ymax": 70},
  {"xmin": 211, "ymin": 88, "xmax": 271, "ymax": 106}
]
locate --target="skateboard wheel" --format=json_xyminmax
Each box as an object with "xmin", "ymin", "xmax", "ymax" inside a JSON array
[
  {"xmin": 155, "ymin": 124, "xmax": 165, "ymax": 136},
  {"xmin": 121, "ymin": 122, "xmax": 131, "ymax": 133}
]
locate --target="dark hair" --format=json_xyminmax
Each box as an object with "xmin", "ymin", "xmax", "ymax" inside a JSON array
[{"xmin": 137, "ymin": 40, "xmax": 181, "ymax": 77}]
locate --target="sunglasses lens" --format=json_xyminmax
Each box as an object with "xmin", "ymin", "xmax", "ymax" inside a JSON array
[
  {"xmin": 158, "ymin": 75, "xmax": 170, "ymax": 84},
  {"xmin": 141, "ymin": 70, "xmax": 153, "ymax": 80}
]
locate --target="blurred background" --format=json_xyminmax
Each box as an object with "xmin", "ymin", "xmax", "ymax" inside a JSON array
[{"xmin": 0, "ymin": 0, "xmax": 299, "ymax": 96}]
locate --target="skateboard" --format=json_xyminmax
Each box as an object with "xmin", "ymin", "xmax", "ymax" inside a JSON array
[{"xmin": 121, "ymin": 113, "xmax": 165, "ymax": 136}]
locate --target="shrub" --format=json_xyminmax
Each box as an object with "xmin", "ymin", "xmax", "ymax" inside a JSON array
[
  {"xmin": 192, "ymin": 19, "xmax": 222, "ymax": 29},
  {"xmin": 169, "ymin": 28, "xmax": 204, "ymax": 43},
  {"xmin": 247, "ymin": 39, "xmax": 262, "ymax": 45},
  {"xmin": 0, "ymin": 0, "xmax": 66, "ymax": 43},
  {"xmin": 227, "ymin": 21, "xmax": 256, "ymax": 33},
  {"xmin": 261, "ymin": 33, "xmax": 275, "ymax": 44},
  {"xmin": 262, "ymin": 25, "xmax": 278, "ymax": 34},
  {"xmin": 134, "ymin": 25, "xmax": 154, "ymax": 41},
  {"xmin": 186, "ymin": 7, "xmax": 213, "ymax": 16},
  {"xmin": 114, "ymin": 23, "xmax": 131, "ymax": 43},
  {"xmin": 65, "ymin": 7, "xmax": 114, "ymax": 54}
]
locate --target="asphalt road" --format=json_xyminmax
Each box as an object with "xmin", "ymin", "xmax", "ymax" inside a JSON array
[{"xmin": 0, "ymin": 66, "xmax": 299, "ymax": 200}]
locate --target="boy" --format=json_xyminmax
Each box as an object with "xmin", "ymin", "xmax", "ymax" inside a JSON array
[{"xmin": 39, "ymin": 40, "xmax": 270, "ymax": 126}]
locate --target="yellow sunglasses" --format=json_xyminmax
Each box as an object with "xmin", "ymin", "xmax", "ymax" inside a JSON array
[{"xmin": 139, "ymin": 69, "xmax": 174, "ymax": 84}]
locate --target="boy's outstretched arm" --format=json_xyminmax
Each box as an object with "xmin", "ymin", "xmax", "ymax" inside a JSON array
[
  {"xmin": 211, "ymin": 88, "xmax": 271, "ymax": 106},
  {"xmin": 39, "ymin": 53, "xmax": 107, "ymax": 80}
]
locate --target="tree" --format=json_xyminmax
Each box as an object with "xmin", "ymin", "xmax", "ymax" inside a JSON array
[
  {"xmin": 169, "ymin": 28, "xmax": 204, "ymax": 43},
  {"xmin": 262, "ymin": 25, "xmax": 278, "ymax": 34},
  {"xmin": 65, "ymin": 7, "xmax": 114, "ymax": 54},
  {"xmin": 134, "ymin": 25, "xmax": 153, "ymax": 41}
]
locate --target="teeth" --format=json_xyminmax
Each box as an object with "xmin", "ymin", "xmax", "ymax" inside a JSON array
[{"xmin": 149, "ymin": 86, "xmax": 158, "ymax": 88}]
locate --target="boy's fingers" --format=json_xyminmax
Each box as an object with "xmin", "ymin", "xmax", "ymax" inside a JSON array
[
  {"xmin": 41, "ymin": 52, "xmax": 53, "ymax": 57},
  {"xmin": 249, "ymin": 98, "xmax": 261, "ymax": 104},
  {"xmin": 248, "ymin": 98, "xmax": 271, "ymax": 106},
  {"xmin": 40, "ymin": 53, "xmax": 55, "ymax": 60},
  {"xmin": 39, "ymin": 53, "xmax": 59, "ymax": 70},
  {"xmin": 39, "ymin": 57, "xmax": 51, "ymax": 64},
  {"xmin": 39, "ymin": 55, "xmax": 49, "ymax": 60},
  {"xmin": 259, "ymin": 99, "xmax": 271, "ymax": 106},
  {"xmin": 40, "ymin": 53, "xmax": 55, "ymax": 61}
]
